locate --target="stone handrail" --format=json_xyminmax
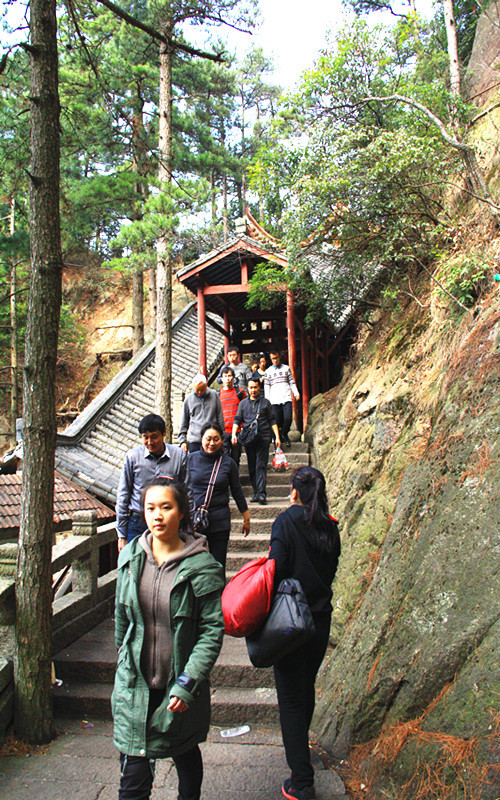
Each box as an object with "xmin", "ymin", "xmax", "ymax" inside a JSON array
[
  {"xmin": 0, "ymin": 510, "xmax": 119, "ymax": 656},
  {"xmin": 0, "ymin": 509, "xmax": 119, "ymax": 741}
]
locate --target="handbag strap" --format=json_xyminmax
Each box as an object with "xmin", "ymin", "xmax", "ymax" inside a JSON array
[{"xmin": 201, "ymin": 456, "xmax": 223, "ymax": 510}]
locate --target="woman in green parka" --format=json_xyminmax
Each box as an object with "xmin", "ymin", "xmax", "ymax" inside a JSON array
[{"xmin": 112, "ymin": 477, "xmax": 225, "ymax": 800}]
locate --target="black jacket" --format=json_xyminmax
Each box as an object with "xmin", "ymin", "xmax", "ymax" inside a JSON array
[
  {"xmin": 233, "ymin": 395, "xmax": 276, "ymax": 442},
  {"xmin": 189, "ymin": 449, "xmax": 247, "ymax": 532},
  {"xmin": 268, "ymin": 504, "xmax": 341, "ymax": 614}
]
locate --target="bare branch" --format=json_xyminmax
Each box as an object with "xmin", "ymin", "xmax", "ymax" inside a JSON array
[
  {"xmin": 360, "ymin": 94, "xmax": 467, "ymax": 151},
  {"xmin": 409, "ymin": 250, "xmax": 468, "ymax": 311},
  {"xmin": 403, "ymin": 180, "xmax": 500, "ymax": 211},
  {"xmin": 470, "ymin": 100, "xmax": 500, "ymax": 125}
]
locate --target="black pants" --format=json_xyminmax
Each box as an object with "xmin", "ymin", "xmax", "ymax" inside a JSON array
[
  {"xmin": 273, "ymin": 614, "xmax": 331, "ymax": 791},
  {"xmin": 119, "ymin": 690, "xmax": 203, "ymax": 800},
  {"xmin": 206, "ymin": 528, "xmax": 230, "ymax": 577},
  {"xmin": 272, "ymin": 401, "xmax": 293, "ymax": 443},
  {"xmin": 223, "ymin": 432, "xmax": 241, "ymax": 467},
  {"xmin": 244, "ymin": 437, "xmax": 270, "ymax": 498}
]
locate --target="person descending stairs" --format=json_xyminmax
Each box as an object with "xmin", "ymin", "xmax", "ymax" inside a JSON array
[{"xmin": 53, "ymin": 441, "xmax": 309, "ymax": 726}]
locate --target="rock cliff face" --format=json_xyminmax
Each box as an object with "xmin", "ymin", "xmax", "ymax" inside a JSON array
[{"xmin": 307, "ymin": 284, "xmax": 500, "ymax": 798}]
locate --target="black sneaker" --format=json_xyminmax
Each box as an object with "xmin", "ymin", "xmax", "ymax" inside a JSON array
[
  {"xmin": 258, "ymin": 495, "xmax": 267, "ymax": 505},
  {"xmin": 282, "ymin": 779, "xmax": 315, "ymax": 800},
  {"xmin": 250, "ymin": 495, "xmax": 259, "ymax": 503}
]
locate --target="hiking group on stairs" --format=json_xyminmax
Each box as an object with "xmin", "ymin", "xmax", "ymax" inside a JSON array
[{"xmin": 112, "ymin": 347, "xmax": 341, "ymax": 800}]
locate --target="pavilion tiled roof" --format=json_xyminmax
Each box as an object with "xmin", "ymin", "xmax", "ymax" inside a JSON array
[
  {"xmin": 54, "ymin": 302, "xmax": 224, "ymax": 505},
  {"xmin": 0, "ymin": 472, "xmax": 114, "ymax": 535}
]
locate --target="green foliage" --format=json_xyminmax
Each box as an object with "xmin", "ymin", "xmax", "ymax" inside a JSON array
[
  {"xmin": 248, "ymin": 7, "xmax": 486, "ymax": 324},
  {"xmin": 247, "ymin": 262, "xmax": 287, "ymax": 310},
  {"xmin": 57, "ymin": 302, "xmax": 87, "ymax": 369},
  {"xmin": 438, "ymin": 253, "xmax": 491, "ymax": 308}
]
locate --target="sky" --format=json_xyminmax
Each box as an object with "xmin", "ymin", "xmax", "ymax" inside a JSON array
[
  {"xmin": 2, "ymin": 0, "xmax": 435, "ymax": 91},
  {"xmin": 189, "ymin": 0, "xmax": 435, "ymax": 91},
  {"xmin": 233, "ymin": 0, "xmax": 347, "ymax": 88}
]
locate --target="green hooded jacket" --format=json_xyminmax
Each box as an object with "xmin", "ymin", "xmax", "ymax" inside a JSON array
[{"xmin": 112, "ymin": 534, "xmax": 225, "ymax": 758}]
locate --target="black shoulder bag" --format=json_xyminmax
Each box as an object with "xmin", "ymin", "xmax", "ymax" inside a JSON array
[
  {"xmin": 238, "ymin": 399, "xmax": 261, "ymax": 446},
  {"xmin": 245, "ymin": 578, "xmax": 316, "ymax": 668}
]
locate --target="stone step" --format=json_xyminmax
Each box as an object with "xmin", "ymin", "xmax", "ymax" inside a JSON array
[
  {"xmin": 226, "ymin": 551, "xmax": 267, "ymax": 572},
  {"xmin": 239, "ymin": 482, "xmax": 290, "ymax": 497},
  {"xmin": 239, "ymin": 471, "xmax": 292, "ymax": 485},
  {"xmin": 232, "ymin": 500, "xmax": 288, "ymax": 519},
  {"xmin": 227, "ymin": 534, "xmax": 270, "ymax": 552},
  {"xmin": 53, "ymin": 623, "xmax": 275, "ymax": 724},
  {"xmin": 54, "ymin": 630, "xmax": 273, "ymax": 691},
  {"xmin": 210, "ymin": 686, "xmax": 279, "ymax": 725},
  {"xmin": 53, "ymin": 682, "xmax": 279, "ymax": 725},
  {"xmin": 213, "ymin": 636, "xmax": 274, "ymax": 689},
  {"xmin": 239, "ymin": 451, "xmax": 308, "ymax": 467}
]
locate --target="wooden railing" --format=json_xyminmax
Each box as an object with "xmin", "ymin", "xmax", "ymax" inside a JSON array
[{"xmin": 0, "ymin": 511, "xmax": 118, "ymax": 741}]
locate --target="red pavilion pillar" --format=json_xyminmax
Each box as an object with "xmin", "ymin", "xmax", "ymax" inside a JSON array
[
  {"xmin": 197, "ymin": 282, "xmax": 207, "ymax": 375},
  {"xmin": 286, "ymin": 290, "xmax": 299, "ymax": 429}
]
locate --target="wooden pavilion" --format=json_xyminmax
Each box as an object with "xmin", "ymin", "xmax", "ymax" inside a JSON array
[{"xmin": 176, "ymin": 212, "xmax": 355, "ymax": 431}]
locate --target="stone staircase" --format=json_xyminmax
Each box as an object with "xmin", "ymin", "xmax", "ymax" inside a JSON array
[{"xmin": 53, "ymin": 442, "xmax": 310, "ymax": 727}]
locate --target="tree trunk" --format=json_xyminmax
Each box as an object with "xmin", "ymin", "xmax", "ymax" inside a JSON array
[
  {"xmin": 443, "ymin": 0, "xmax": 461, "ymax": 101},
  {"xmin": 222, "ymin": 172, "xmax": 229, "ymax": 242},
  {"xmin": 15, "ymin": 0, "xmax": 62, "ymax": 744},
  {"xmin": 210, "ymin": 169, "xmax": 218, "ymax": 246},
  {"xmin": 10, "ymin": 197, "xmax": 18, "ymax": 446},
  {"xmin": 131, "ymin": 270, "xmax": 144, "ymax": 353},
  {"xmin": 149, "ymin": 266, "xmax": 157, "ymax": 335},
  {"xmin": 155, "ymin": 21, "xmax": 173, "ymax": 441},
  {"xmin": 131, "ymin": 99, "xmax": 146, "ymax": 354}
]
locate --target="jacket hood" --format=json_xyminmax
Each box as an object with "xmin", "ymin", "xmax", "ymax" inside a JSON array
[
  {"xmin": 138, "ymin": 530, "xmax": 209, "ymax": 564},
  {"xmin": 118, "ymin": 530, "xmax": 223, "ymax": 597}
]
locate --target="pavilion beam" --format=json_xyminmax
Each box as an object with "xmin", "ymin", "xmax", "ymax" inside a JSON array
[
  {"xmin": 238, "ymin": 328, "xmax": 287, "ymax": 341},
  {"xmin": 286, "ymin": 290, "xmax": 300, "ymax": 432},
  {"xmin": 203, "ymin": 284, "xmax": 248, "ymax": 295},
  {"xmin": 227, "ymin": 309, "xmax": 285, "ymax": 321},
  {"xmin": 327, "ymin": 320, "xmax": 354, "ymax": 356},
  {"xmin": 204, "ymin": 315, "xmax": 231, "ymax": 340},
  {"xmin": 197, "ymin": 282, "xmax": 207, "ymax": 375}
]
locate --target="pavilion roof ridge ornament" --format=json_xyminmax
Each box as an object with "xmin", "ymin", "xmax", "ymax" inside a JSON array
[{"xmin": 244, "ymin": 206, "xmax": 281, "ymax": 249}]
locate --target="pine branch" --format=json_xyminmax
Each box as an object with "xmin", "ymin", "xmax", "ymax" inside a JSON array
[{"xmin": 95, "ymin": 0, "xmax": 226, "ymax": 62}]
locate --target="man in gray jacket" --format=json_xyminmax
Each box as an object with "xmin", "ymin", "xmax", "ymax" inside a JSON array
[
  {"xmin": 178, "ymin": 374, "xmax": 224, "ymax": 453},
  {"xmin": 116, "ymin": 413, "xmax": 191, "ymax": 550}
]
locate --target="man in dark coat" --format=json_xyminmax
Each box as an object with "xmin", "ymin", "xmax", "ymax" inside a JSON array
[{"xmin": 232, "ymin": 378, "xmax": 280, "ymax": 505}]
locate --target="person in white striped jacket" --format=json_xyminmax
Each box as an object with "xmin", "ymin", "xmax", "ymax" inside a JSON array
[{"xmin": 263, "ymin": 348, "xmax": 300, "ymax": 448}]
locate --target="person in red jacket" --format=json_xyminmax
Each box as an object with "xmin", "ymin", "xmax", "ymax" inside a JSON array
[{"xmin": 218, "ymin": 366, "xmax": 246, "ymax": 466}]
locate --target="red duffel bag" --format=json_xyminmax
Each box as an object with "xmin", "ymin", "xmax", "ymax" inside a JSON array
[{"xmin": 222, "ymin": 557, "xmax": 275, "ymax": 637}]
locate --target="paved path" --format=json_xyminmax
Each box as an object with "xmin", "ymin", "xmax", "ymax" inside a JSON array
[{"xmin": 0, "ymin": 718, "xmax": 348, "ymax": 800}]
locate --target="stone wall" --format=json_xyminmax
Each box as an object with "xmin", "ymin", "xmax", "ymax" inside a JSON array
[{"xmin": 307, "ymin": 286, "xmax": 500, "ymax": 798}]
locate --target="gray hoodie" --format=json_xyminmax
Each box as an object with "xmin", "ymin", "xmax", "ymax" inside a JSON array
[{"xmin": 138, "ymin": 530, "xmax": 208, "ymax": 689}]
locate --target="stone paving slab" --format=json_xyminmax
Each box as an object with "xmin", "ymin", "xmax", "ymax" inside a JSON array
[{"xmin": 0, "ymin": 719, "xmax": 347, "ymax": 800}]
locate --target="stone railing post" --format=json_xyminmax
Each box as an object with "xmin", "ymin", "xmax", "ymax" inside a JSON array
[{"xmin": 71, "ymin": 510, "xmax": 98, "ymax": 600}]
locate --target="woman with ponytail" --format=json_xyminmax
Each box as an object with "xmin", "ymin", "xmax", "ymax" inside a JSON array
[{"xmin": 268, "ymin": 466, "xmax": 341, "ymax": 800}]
